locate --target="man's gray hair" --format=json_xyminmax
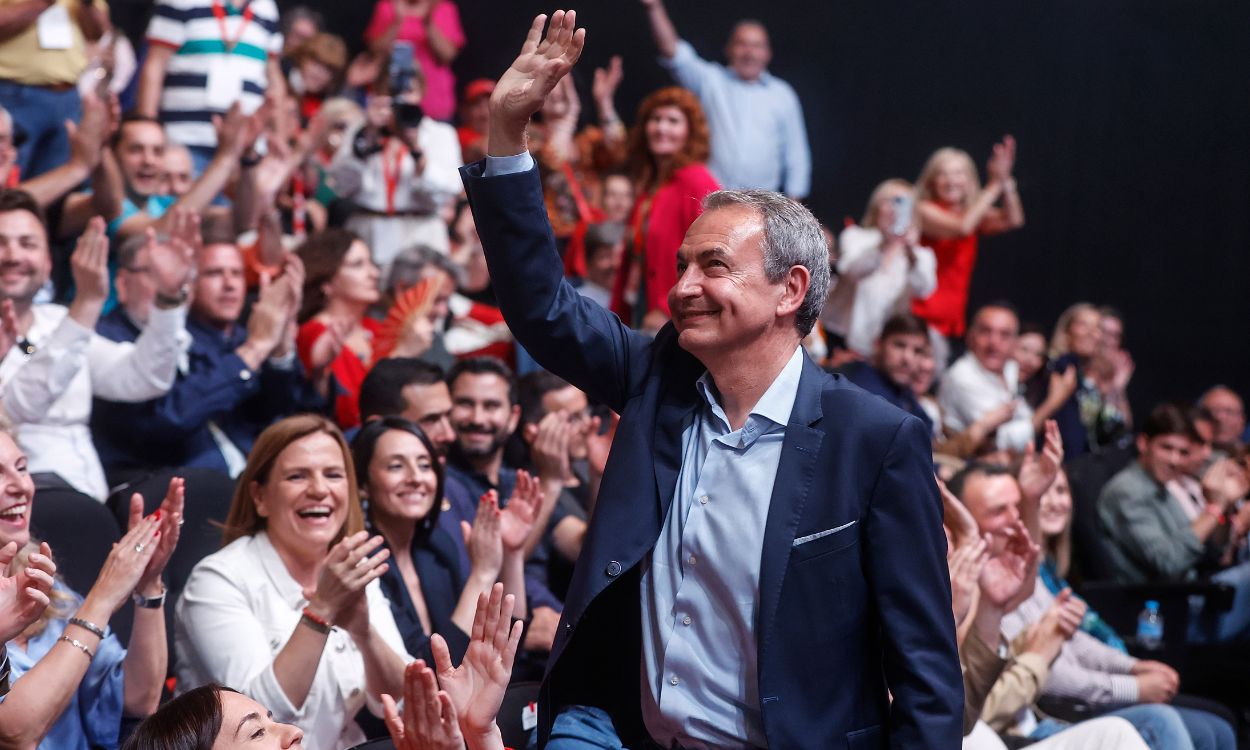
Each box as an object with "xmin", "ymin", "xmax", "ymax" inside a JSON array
[
  {"xmin": 702, "ymin": 189, "xmax": 830, "ymax": 336},
  {"xmin": 387, "ymin": 244, "xmax": 463, "ymax": 293}
]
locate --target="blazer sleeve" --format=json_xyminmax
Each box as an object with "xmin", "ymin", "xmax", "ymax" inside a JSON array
[
  {"xmin": 863, "ymin": 415, "xmax": 964, "ymax": 749},
  {"xmin": 460, "ymin": 161, "xmax": 653, "ymax": 413}
]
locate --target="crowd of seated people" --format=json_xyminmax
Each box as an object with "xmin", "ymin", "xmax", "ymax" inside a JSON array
[{"xmin": 0, "ymin": 2, "xmax": 1247, "ymax": 749}]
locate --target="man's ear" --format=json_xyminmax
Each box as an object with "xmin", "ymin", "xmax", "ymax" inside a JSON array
[{"xmin": 775, "ymin": 264, "xmax": 809, "ymax": 320}]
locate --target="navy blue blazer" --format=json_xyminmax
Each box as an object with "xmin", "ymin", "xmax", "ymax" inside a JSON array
[{"xmin": 461, "ymin": 162, "xmax": 962, "ymax": 750}]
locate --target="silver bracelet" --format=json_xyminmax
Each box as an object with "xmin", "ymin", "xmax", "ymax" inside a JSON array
[
  {"xmin": 58, "ymin": 635, "xmax": 94, "ymax": 660},
  {"xmin": 68, "ymin": 617, "xmax": 105, "ymax": 639}
]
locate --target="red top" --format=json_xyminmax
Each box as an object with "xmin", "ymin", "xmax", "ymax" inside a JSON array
[
  {"xmin": 611, "ymin": 164, "xmax": 721, "ymax": 324},
  {"xmin": 297, "ymin": 317, "xmax": 382, "ymax": 429},
  {"xmin": 912, "ymin": 231, "xmax": 980, "ymax": 338}
]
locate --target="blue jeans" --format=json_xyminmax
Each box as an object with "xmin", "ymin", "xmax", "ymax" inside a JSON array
[
  {"xmin": 0, "ymin": 80, "xmax": 81, "ymax": 179},
  {"xmin": 534, "ymin": 705, "xmax": 632, "ymax": 750},
  {"xmin": 1032, "ymin": 705, "xmax": 1194, "ymax": 750},
  {"xmin": 1189, "ymin": 560, "xmax": 1250, "ymax": 643}
]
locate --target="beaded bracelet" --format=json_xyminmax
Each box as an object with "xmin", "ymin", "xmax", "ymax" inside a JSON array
[
  {"xmin": 300, "ymin": 608, "xmax": 332, "ymax": 635},
  {"xmin": 68, "ymin": 617, "xmax": 105, "ymax": 639},
  {"xmin": 58, "ymin": 635, "xmax": 94, "ymax": 660}
]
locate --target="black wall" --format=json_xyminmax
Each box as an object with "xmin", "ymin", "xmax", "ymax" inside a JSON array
[{"xmin": 129, "ymin": 0, "xmax": 1250, "ymax": 417}]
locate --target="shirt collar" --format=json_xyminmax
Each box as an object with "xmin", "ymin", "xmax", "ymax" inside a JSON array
[{"xmin": 696, "ymin": 346, "xmax": 805, "ymax": 430}]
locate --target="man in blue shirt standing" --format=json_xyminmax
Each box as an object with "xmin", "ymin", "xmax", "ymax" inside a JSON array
[
  {"xmin": 641, "ymin": 0, "xmax": 811, "ymax": 199},
  {"xmin": 461, "ymin": 12, "xmax": 960, "ymax": 749}
]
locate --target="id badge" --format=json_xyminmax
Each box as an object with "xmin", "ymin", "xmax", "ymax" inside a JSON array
[{"xmin": 206, "ymin": 59, "xmax": 246, "ymax": 110}]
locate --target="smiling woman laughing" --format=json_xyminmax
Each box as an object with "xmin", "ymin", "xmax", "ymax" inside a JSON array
[{"xmin": 173, "ymin": 414, "xmax": 412, "ymax": 750}]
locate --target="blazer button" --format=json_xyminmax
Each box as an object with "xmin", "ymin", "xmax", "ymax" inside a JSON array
[{"xmin": 605, "ymin": 560, "xmax": 622, "ymax": 577}]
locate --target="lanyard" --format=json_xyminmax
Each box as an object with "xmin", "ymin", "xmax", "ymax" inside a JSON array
[
  {"xmin": 212, "ymin": 0, "xmax": 254, "ymax": 54},
  {"xmin": 381, "ymin": 138, "xmax": 403, "ymax": 215}
]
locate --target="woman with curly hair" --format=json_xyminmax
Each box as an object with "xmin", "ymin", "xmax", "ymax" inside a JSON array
[{"xmin": 610, "ymin": 86, "xmax": 720, "ymax": 330}]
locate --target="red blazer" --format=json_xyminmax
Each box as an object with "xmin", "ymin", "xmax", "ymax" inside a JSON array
[
  {"xmin": 611, "ymin": 164, "xmax": 720, "ymax": 322},
  {"xmin": 297, "ymin": 317, "xmax": 381, "ymax": 429}
]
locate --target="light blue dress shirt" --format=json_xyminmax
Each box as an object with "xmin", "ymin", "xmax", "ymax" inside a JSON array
[
  {"xmin": 640, "ymin": 346, "xmax": 804, "ymax": 750},
  {"xmin": 1, "ymin": 584, "xmax": 126, "ymax": 750},
  {"xmin": 662, "ymin": 40, "xmax": 812, "ymax": 198}
]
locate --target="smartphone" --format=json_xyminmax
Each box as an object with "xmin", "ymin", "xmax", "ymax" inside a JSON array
[
  {"xmin": 890, "ymin": 194, "xmax": 913, "ymax": 237},
  {"xmin": 389, "ymin": 41, "xmax": 416, "ymax": 96}
]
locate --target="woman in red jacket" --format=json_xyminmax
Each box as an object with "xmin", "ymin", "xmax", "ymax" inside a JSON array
[
  {"xmin": 611, "ymin": 86, "xmax": 720, "ymax": 330},
  {"xmin": 295, "ymin": 230, "xmax": 432, "ymax": 428}
]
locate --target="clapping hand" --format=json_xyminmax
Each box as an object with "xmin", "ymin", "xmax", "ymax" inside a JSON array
[
  {"xmin": 0, "ymin": 540, "xmax": 56, "ymax": 643},
  {"xmin": 978, "ymin": 520, "xmax": 1040, "ymax": 611},
  {"xmin": 431, "ymin": 583, "xmax": 523, "ymax": 748},
  {"xmin": 70, "ymin": 217, "xmax": 111, "ymax": 309},
  {"xmin": 937, "ymin": 476, "xmax": 979, "ymax": 551},
  {"xmin": 986, "ymin": 135, "xmax": 1017, "ymax": 183},
  {"xmin": 491, "ymin": 11, "xmax": 586, "ymax": 147},
  {"xmin": 383, "ymin": 660, "xmax": 465, "ymax": 750},
  {"xmin": 530, "ymin": 410, "xmax": 572, "ymax": 483},
  {"xmin": 948, "ymin": 536, "xmax": 988, "ymax": 627},
  {"xmin": 1018, "ymin": 420, "xmax": 1063, "ymax": 505},
  {"xmin": 461, "ymin": 492, "xmax": 503, "ymax": 582},
  {"xmin": 499, "ymin": 469, "xmax": 542, "ymax": 553},
  {"xmin": 150, "ymin": 208, "xmax": 199, "ymax": 299},
  {"xmin": 128, "ymin": 477, "xmax": 184, "ymax": 597},
  {"xmin": 303, "ymin": 531, "xmax": 391, "ymax": 638}
]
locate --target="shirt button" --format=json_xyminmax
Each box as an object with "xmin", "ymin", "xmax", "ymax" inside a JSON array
[
  {"xmin": 350, "ymin": 687, "xmax": 360, "ymax": 697},
  {"xmin": 682, "ymin": 616, "xmax": 692, "ymax": 626},
  {"xmin": 670, "ymin": 676, "xmax": 679, "ymax": 686},
  {"xmin": 687, "ymin": 555, "xmax": 697, "ymax": 566},
  {"xmin": 605, "ymin": 560, "xmax": 622, "ymax": 577},
  {"xmin": 700, "ymin": 495, "xmax": 709, "ymax": 505},
  {"xmin": 239, "ymin": 369, "xmax": 252, "ymax": 381}
]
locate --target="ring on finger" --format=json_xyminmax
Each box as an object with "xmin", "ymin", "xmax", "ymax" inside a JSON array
[{"xmin": 134, "ymin": 543, "xmax": 145, "ymax": 553}]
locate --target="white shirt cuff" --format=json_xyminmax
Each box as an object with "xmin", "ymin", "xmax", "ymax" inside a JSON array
[{"xmin": 484, "ymin": 152, "xmax": 534, "ymax": 177}]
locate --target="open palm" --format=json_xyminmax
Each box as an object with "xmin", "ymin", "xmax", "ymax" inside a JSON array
[
  {"xmin": 492, "ymin": 11, "xmax": 586, "ymax": 131},
  {"xmin": 499, "ymin": 469, "xmax": 541, "ymax": 552},
  {"xmin": 432, "ymin": 584, "xmax": 523, "ymax": 736}
]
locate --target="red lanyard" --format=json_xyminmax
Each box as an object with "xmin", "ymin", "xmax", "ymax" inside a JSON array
[
  {"xmin": 291, "ymin": 172, "xmax": 307, "ymax": 238},
  {"xmin": 381, "ymin": 138, "xmax": 403, "ymax": 214},
  {"xmin": 212, "ymin": 0, "xmax": 254, "ymax": 54}
]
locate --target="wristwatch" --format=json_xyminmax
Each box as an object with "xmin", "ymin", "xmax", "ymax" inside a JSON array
[
  {"xmin": 0, "ymin": 646, "xmax": 10, "ymax": 698},
  {"xmin": 132, "ymin": 584, "xmax": 167, "ymax": 609},
  {"xmin": 154, "ymin": 287, "xmax": 189, "ymax": 310}
]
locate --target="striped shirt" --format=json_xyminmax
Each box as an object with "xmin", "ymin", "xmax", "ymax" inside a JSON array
[{"xmin": 146, "ymin": 0, "xmax": 282, "ymax": 148}]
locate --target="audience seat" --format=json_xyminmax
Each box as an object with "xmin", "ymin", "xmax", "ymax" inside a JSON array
[
  {"xmin": 105, "ymin": 468, "xmax": 237, "ymax": 668},
  {"xmin": 29, "ymin": 480, "xmax": 121, "ymax": 608}
]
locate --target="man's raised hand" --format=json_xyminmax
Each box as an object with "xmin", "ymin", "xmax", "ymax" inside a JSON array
[{"xmin": 489, "ymin": 11, "xmax": 586, "ymax": 155}]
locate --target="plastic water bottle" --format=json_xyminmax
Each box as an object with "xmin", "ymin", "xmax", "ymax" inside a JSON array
[{"xmin": 1136, "ymin": 600, "xmax": 1164, "ymax": 650}]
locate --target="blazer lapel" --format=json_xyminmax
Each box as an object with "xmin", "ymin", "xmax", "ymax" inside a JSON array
[
  {"xmin": 652, "ymin": 334, "xmax": 702, "ymax": 522},
  {"xmin": 757, "ymin": 355, "xmax": 826, "ymax": 663}
]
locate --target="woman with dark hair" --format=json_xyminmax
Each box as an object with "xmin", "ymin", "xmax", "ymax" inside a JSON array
[
  {"xmin": 610, "ymin": 86, "xmax": 720, "ymax": 330},
  {"xmin": 295, "ymin": 230, "xmax": 431, "ymax": 428},
  {"xmin": 120, "ymin": 685, "xmax": 304, "ymax": 750},
  {"xmin": 351, "ymin": 417, "xmax": 537, "ymax": 665},
  {"xmin": 126, "ymin": 584, "xmax": 525, "ymax": 750},
  {"xmin": 174, "ymin": 415, "xmax": 410, "ymax": 750}
]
